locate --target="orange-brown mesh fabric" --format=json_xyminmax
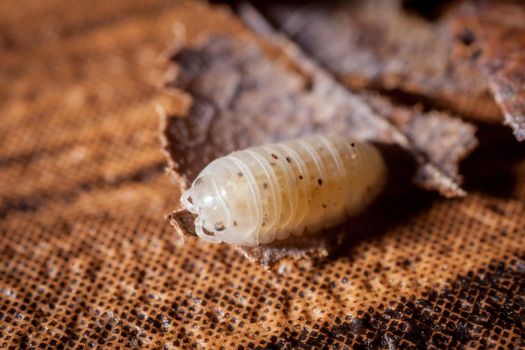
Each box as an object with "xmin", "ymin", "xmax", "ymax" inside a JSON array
[{"xmin": 1, "ymin": 1, "xmax": 525, "ymax": 349}]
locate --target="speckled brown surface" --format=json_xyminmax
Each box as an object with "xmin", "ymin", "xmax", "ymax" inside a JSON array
[{"xmin": 1, "ymin": 1, "xmax": 525, "ymax": 349}]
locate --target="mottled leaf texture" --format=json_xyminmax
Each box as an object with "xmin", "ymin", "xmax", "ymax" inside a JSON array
[
  {"xmin": 161, "ymin": 8, "xmax": 477, "ymax": 265},
  {"xmin": 454, "ymin": 1, "xmax": 525, "ymax": 141},
  {"xmin": 259, "ymin": 0, "xmax": 502, "ymax": 123}
]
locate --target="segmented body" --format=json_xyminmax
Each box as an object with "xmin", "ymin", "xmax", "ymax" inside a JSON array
[{"xmin": 181, "ymin": 135, "xmax": 386, "ymax": 246}]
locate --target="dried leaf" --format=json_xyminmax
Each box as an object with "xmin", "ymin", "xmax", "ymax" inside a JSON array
[
  {"xmin": 160, "ymin": 6, "xmax": 477, "ymax": 265},
  {"xmin": 453, "ymin": 1, "xmax": 525, "ymax": 141}
]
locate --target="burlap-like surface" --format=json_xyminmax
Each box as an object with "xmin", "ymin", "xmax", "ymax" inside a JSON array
[{"xmin": 1, "ymin": 1, "xmax": 525, "ymax": 349}]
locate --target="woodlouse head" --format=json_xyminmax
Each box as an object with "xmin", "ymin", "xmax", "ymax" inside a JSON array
[
  {"xmin": 181, "ymin": 174, "xmax": 229, "ymax": 243},
  {"xmin": 180, "ymin": 158, "xmax": 260, "ymax": 246}
]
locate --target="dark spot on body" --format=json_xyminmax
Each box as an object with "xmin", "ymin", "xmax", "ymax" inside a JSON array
[
  {"xmin": 322, "ymin": 203, "xmax": 327, "ymax": 209},
  {"xmin": 238, "ymin": 172, "xmax": 243, "ymax": 177},
  {"xmin": 351, "ymin": 143, "xmax": 355, "ymax": 147},
  {"xmin": 214, "ymin": 223, "xmax": 225, "ymax": 231},
  {"xmin": 270, "ymin": 162, "xmax": 276, "ymax": 166},
  {"xmin": 286, "ymin": 157, "xmax": 291, "ymax": 163},
  {"xmin": 271, "ymin": 153, "xmax": 278, "ymax": 160},
  {"xmin": 458, "ymin": 28, "xmax": 476, "ymax": 46},
  {"xmin": 233, "ymin": 221, "xmax": 237, "ymax": 227},
  {"xmin": 195, "ymin": 177, "xmax": 204, "ymax": 185},
  {"xmin": 263, "ymin": 183, "xmax": 268, "ymax": 189},
  {"xmin": 299, "ymin": 175, "xmax": 303, "ymax": 180},
  {"xmin": 318, "ymin": 178, "xmax": 323, "ymax": 186}
]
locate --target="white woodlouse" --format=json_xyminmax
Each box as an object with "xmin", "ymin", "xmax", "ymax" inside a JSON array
[{"xmin": 180, "ymin": 135, "xmax": 387, "ymax": 246}]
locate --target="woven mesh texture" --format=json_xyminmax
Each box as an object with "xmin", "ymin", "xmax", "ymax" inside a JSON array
[{"xmin": 1, "ymin": 1, "xmax": 525, "ymax": 349}]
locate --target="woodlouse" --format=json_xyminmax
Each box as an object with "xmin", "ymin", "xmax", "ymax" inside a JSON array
[{"xmin": 180, "ymin": 135, "xmax": 387, "ymax": 246}]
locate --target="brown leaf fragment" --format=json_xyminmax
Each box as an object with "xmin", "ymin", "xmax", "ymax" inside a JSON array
[
  {"xmin": 160, "ymin": 4, "xmax": 476, "ymax": 264},
  {"xmin": 258, "ymin": 0, "xmax": 501, "ymax": 123},
  {"xmin": 453, "ymin": 1, "xmax": 525, "ymax": 141},
  {"xmin": 167, "ymin": 208, "xmax": 198, "ymax": 239}
]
